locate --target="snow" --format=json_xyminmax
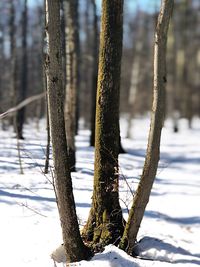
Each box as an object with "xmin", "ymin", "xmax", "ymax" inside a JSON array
[{"xmin": 0, "ymin": 117, "xmax": 200, "ymax": 267}]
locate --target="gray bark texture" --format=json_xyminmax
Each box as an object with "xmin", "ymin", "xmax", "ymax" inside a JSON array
[
  {"xmin": 119, "ymin": 0, "xmax": 174, "ymax": 254},
  {"xmin": 45, "ymin": 0, "xmax": 91, "ymax": 262},
  {"xmin": 64, "ymin": 0, "xmax": 79, "ymax": 171}
]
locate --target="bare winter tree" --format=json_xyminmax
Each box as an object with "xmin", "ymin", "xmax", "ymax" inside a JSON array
[
  {"xmin": 45, "ymin": 0, "xmax": 91, "ymax": 262},
  {"xmin": 119, "ymin": 0, "xmax": 174, "ymax": 254}
]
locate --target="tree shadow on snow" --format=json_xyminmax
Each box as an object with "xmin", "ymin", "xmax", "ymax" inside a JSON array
[
  {"xmin": 145, "ymin": 210, "xmax": 200, "ymax": 225},
  {"xmin": 0, "ymin": 188, "xmax": 56, "ymax": 202},
  {"xmin": 135, "ymin": 236, "xmax": 200, "ymax": 265},
  {"xmin": 0, "ymin": 188, "xmax": 91, "ymax": 209}
]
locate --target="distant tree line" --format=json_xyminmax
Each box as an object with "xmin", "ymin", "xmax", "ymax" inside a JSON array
[{"xmin": 0, "ymin": 0, "xmax": 200, "ymax": 135}]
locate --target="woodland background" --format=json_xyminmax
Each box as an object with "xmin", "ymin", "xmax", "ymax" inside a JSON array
[{"xmin": 0, "ymin": 0, "xmax": 199, "ymax": 131}]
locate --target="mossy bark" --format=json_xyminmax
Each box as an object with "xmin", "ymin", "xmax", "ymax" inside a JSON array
[
  {"xmin": 82, "ymin": 0, "xmax": 124, "ymax": 246},
  {"xmin": 119, "ymin": 0, "xmax": 174, "ymax": 254},
  {"xmin": 45, "ymin": 0, "xmax": 91, "ymax": 262}
]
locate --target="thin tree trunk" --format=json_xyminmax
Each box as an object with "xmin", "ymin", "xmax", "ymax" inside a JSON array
[
  {"xmin": 44, "ymin": 72, "xmax": 50, "ymax": 174},
  {"xmin": 127, "ymin": 12, "xmax": 146, "ymax": 139},
  {"xmin": 61, "ymin": 0, "xmax": 66, "ymax": 89},
  {"xmin": 167, "ymin": 20, "xmax": 179, "ymax": 132},
  {"xmin": 119, "ymin": 0, "xmax": 174, "ymax": 254},
  {"xmin": 82, "ymin": 0, "xmax": 124, "ymax": 246},
  {"xmin": 64, "ymin": 0, "xmax": 79, "ymax": 171},
  {"xmin": 89, "ymin": 0, "xmax": 98, "ymax": 146},
  {"xmin": 74, "ymin": 1, "xmax": 80, "ymax": 135},
  {"xmin": 44, "ymin": 98, "xmax": 50, "ymax": 174},
  {"xmin": 9, "ymin": 0, "xmax": 17, "ymax": 129},
  {"xmin": 81, "ymin": 0, "xmax": 91, "ymax": 129},
  {"xmin": 16, "ymin": 0, "xmax": 28, "ymax": 139},
  {"xmin": 182, "ymin": 0, "xmax": 193, "ymax": 128},
  {"xmin": 43, "ymin": 0, "xmax": 50, "ymax": 174},
  {"xmin": 45, "ymin": 0, "xmax": 91, "ymax": 262},
  {"xmin": 0, "ymin": 5, "xmax": 5, "ymax": 129},
  {"xmin": 8, "ymin": 0, "xmax": 23, "ymax": 172}
]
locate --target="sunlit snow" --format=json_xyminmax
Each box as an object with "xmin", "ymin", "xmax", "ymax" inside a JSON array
[{"xmin": 0, "ymin": 116, "xmax": 199, "ymax": 267}]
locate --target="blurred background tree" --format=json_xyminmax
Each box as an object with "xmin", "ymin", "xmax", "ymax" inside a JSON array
[{"xmin": 0, "ymin": 0, "xmax": 200, "ymax": 133}]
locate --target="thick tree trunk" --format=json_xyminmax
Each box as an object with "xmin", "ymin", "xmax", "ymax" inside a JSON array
[
  {"xmin": 83, "ymin": 0, "xmax": 124, "ymax": 246},
  {"xmin": 119, "ymin": 0, "xmax": 174, "ymax": 254},
  {"xmin": 45, "ymin": 0, "xmax": 91, "ymax": 262},
  {"xmin": 64, "ymin": 0, "xmax": 79, "ymax": 171}
]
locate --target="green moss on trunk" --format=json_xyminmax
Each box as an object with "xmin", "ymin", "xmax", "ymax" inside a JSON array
[{"xmin": 82, "ymin": 0, "xmax": 124, "ymax": 247}]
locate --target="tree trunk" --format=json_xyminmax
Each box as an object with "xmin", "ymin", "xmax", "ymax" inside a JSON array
[
  {"xmin": 60, "ymin": 0, "xmax": 66, "ymax": 89},
  {"xmin": 44, "ymin": 74, "xmax": 50, "ymax": 174},
  {"xmin": 16, "ymin": 0, "xmax": 28, "ymax": 139},
  {"xmin": 45, "ymin": 0, "xmax": 91, "ymax": 262},
  {"xmin": 89, "ymin": 0, "xmax": 99, "ymax": 147},
  {"xmin": 64, "ymin": 0, "xmax": 79, "ymax": 171},
  {"xmin": 182, "ymin": 0, "xmax": 193, "ymax": 128},
  {"xmin": 82, "ymin": 0, "xmax": 124, "ymax": 246},
  {"xmin": 0, "ymin": 4, "xmax": 6, "ymax": 129},
  {"xmin": 127, "ymin": 13, "xmax": 149, "ymax": 139},
  {"xmin": 167, "ymin": 20, "xmax": 179, "ymax": 132},
  {"xmin": 0, "ymin": 35, "xmax": 3, "ymax": 116},
  {"xmin": 9, "ymin": 0, "xmax": 17, "ymax": 131},
  {"xmin": 119, "ymin": 0, "xmax": 174, "ymax": 254}
]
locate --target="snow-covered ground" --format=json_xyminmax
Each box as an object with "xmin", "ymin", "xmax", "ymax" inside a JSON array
[{"xmin": 0, "ymin": 117, "xmax": 200, "ymax": 267}]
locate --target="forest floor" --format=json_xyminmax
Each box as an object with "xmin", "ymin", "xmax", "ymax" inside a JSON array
[{"xmin": 0, "ymin": 116, "xmax": 200, "ymax": 267}]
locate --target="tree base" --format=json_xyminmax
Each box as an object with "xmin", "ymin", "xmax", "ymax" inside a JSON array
[{"xmin": 82, "ymin": 206, "xmax": 124, "ymax": 248}]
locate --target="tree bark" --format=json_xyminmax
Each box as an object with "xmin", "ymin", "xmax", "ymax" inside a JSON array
[
  {"xmin": 82, "ymin": 0, "xmax": 124, "ymax": 246},
  {"xmin": 119, "ymin": 0, "xmax": 174, "ymax": 254},
  {"xmin": 64, "ymin": 0, "xmax": 79, "ymax": 171},
  {"xmin": 89, "ymin": 0, "xmax": 99, "ymax": 147},
  {"xmin": 45, "ymin": 0, "xmax": 91, "ymax": 262}
]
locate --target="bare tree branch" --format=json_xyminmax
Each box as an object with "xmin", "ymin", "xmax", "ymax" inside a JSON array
[{"xmin": 0, "ymin": 92, "xmax": 45, "ymax": 120}]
